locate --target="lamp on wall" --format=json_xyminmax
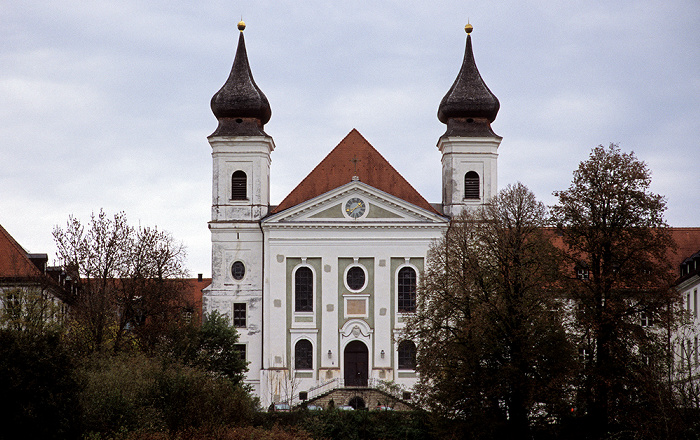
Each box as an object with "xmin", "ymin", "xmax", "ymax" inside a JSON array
[
  {"xmin": 380, "ymin": 350, "xmax": 385, "ymax": 359},
  {"xmin": 328, "ymin": 350, "xmax": 332, "ymax": 359}
]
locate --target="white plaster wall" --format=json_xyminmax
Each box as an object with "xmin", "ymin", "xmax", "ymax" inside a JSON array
[
  {"xmin": 438, "ymin": 136, "xmax": 501, "ymax": 217},
  {"xmin": 257, "ymin": 222, "xmax": 446, "ymax": 406}
]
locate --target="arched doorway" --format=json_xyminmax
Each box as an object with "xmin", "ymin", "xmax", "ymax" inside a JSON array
[
  {"xmin": 344, "ymin": 340, "xmax": 368, "ymax": 386},
  {"xmin": 348, "ymin": 396, "xmax": 365, "ymax": 409}
]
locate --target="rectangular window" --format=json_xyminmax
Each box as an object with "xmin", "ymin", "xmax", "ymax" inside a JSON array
[
  {"xmin": 577, "ymin": 268, "xmax": 589, "ymax": 280},
  {"xmin": 233, "ymin": 344, "xmax": 246, "ymax": 362},
  {"xmin": 233, "ymin": 303, "xmax": 246, "ymax": 328},
  {"xmin": 640, "ymin": 313, "xmax": 649, "ymax": 328},
  {"xmin": 695, "ymin": 289, "xmax": 698, "ymax": 318}
]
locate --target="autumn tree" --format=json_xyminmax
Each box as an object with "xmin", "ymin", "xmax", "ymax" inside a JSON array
[
  {"xmin": 551, "ymin": 144, "xmax": 678, "ymax": 438},
  {"xmin": 53, "ymin": 209, "xmax": 189, "ymax": 353},
  {"xmin": 405, "ymin": 183, "xmax": 575, "ymax": 439}
]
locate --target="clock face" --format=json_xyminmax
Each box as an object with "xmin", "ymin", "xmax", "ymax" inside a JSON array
[{"xmin": 345, "ymin": 197, "xmax": 366, "ymax": 219}]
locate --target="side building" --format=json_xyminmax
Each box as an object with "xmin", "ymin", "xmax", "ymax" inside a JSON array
[{"xmin": 0, "ymin": 224, "xmax": 71, "ymax": 326}]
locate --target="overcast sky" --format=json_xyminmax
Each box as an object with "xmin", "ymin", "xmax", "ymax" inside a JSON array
[{"xmin": 2, "ymin": 1, "xmax": 698, "ymax": 276}]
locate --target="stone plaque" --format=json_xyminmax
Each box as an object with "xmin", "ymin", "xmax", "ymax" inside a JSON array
[{"xmin": 346, "ymin": 299, "xmax": 366, "ymax": 315}]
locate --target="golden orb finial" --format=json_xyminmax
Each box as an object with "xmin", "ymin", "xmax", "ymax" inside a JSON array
[
  {"xmin": 465, "ymin": 22, "xmax": 473, "ymax": 34},
  {"xmin": 237, "ymin": 20, "xmax": 246, "ymax": 31}
]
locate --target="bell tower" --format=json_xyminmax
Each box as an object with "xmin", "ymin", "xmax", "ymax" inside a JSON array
[
  {"xmin": 437, "ymin": 24, "xmax": 501, "ymax": 218},
  {"xmin": 206, "ymin": 21, "xmax": 273, "ymax": 395}
]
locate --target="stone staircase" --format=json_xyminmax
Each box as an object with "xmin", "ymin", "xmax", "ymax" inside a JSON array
[{"xmin": 296, "ymin": 378, "xmax": 414, "ymax": 411}]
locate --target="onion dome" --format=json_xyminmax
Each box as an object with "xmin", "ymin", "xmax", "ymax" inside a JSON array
[
  {"xmin": 438, "ymin": 24, "xmax": 500, "ymax": 137},
  {"xmin": 210, "ymin": 22, "xmax": 272, "ymax": 137}
]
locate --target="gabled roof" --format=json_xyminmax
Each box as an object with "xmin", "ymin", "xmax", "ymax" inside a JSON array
[
  {"xmin": 271, "ymin": 129, "xmax": 440, "ymax": 215},
  {"xmin": 670, "ymin": 228, "xmax": 700, "ymax": 268},
  {"xmin": 0, "ymin": 224, "xmax": 44, "ymax": 280}
]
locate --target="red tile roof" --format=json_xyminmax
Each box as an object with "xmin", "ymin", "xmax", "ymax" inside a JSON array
[
  {"xmin": 0, "ymin": 224, "xmax": 43, "ymax": 279},
  {"xmin": 270, "ymin": 129, "xmax": 440, "ymax": 215},
  {"xmin": 670, "ymin": 228, "xmax": 700, "ymax": 268}
]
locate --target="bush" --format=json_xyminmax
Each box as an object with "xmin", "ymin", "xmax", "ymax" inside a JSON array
[{"xmin": 79, "ymin": 353, "xmax": 256, "ymax": 437}]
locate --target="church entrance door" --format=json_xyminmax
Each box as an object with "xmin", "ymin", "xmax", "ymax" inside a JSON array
[{"xmin": 344, "ymin": 340, "xmax": 368, "ymax": 386}]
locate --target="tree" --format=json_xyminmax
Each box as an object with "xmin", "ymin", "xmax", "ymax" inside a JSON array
[
  {"xmin": 551, "ymin": 144, "xmax": 678, "ymax": 437},
  {"xmin": 405, "ymin": 183, "xmax": 574, "ymax": 439},
  {"xmin": 164, "ymin": 310, "xmax": 249, "ymax": 386},
  {"xmin": 53, "ymin": 209, "xmax": 189, "ymax": 353}
]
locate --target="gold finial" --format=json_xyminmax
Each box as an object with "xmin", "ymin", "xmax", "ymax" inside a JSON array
[
  {"xmin": 465, "ymin": 22, "xmax": 473, "ymax": 34},
  {"xmin": 237, "ymin": 20, "xmax": 246, "ymax": 31}
]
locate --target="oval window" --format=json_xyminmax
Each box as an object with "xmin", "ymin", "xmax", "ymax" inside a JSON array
[
  {"xmin": 231, "ymin": 261, "xmax": 245, "ymax": 280},
  {"xmin": 346, "ymin": 266, "xmax": 366, "ymax": 291}
]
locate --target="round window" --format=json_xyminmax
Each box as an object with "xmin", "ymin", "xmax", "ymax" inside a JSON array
[
  {"xmin": 346, "ymin": 266, "xmax": 366, "ymax": 291},
  {"xmin": 231, "ymin": 261, "xmax": 245, "ymax": 280}
]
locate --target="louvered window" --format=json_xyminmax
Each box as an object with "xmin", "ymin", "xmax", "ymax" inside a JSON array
[
  {"xmin": 231, "ymin": 170, "xmax": 247, "ymax": 200},
  {"xmin": 464, "ymin": 171, "xmax": 480, "ymax": 200}
]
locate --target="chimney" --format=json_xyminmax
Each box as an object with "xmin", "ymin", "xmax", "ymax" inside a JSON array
[{"xmin": 198, "ymin": 273, "xmax": 203, "ymax": 282}]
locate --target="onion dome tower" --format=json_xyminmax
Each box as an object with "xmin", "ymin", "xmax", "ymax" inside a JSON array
[
  {"xmin": 437, "ymin": 23, "xmax": 502, "ymax": 217},
  {"xmin": 211, "ymin": 21, "xmax": 272, "ymax": 137},
  {"xmin": 206, "ymin": 22, "xmax": 273, "ymax": 397}
]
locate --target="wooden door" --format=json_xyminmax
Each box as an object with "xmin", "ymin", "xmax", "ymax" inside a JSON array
[{"xmin": 344, "ymin": 340, "xmax": 368, "ymax": 386}]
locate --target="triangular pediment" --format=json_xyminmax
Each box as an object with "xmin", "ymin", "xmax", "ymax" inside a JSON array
[{"xmin": 264, "ymin": 181, "xmax": 447, "ymax": 225}]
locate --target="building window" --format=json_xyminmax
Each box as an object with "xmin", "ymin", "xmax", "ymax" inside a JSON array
[
  {"xmin": 398, "ymin": 340, "xmax": 416, "ymax": 370},
  {"xmin": 464, "ymin": 171, "xmax": 480, "ymax": 200},
  {"xmin": 695, "ymin": 289, "xmax": 698, "ymax": 318},
  {"xmin": 233, "ymin": 303, "xmax": 246, "ymax": 328},
  {"xmin": 294, "ymin": 339, "xmax": 313, "ymax": 370},
  {"xmin": 576, "ymin": 268, "xmax": 590, "ymax": 281},
  {"xmin": 233, "ymin": 344, "xmax": 246, "ymax": 361},
  {"xmin": 231, "ymin": 170, "xmax": 247, "ymax": 200},
  {"xmin": 579, "ymin": 347, "xmax": 592, "ymax": 363},
  {"xmin": 640, "ymin": 313, "xmax": 649, "ymax": 328},
  {"xmin": 231, "ymin": 261, "xmax": 245, "ymax": 280},
  {"xmin": 295, "ymin": 267, "xmax": 313, "ymax": 312},
  {"xmin": 346, "ymin": 266, "xmax": 366, "ymax": 291},
  {"xmin": 398, "ymin": 266, "xmax": 417, "ymax": 313}
]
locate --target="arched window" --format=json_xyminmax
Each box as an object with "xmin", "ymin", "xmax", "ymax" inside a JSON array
[
  {"xmin": 231, "ymin": 170, "xmax": 247, "ymax": 200},
  {"xmin": 464, "ymin": 171, "xmax": 480, "ymax": 200},
  {"xmin": 295, "ymin": 339, "xmax": 313, "ymax": 370},
  {"xmin": 397, "ymin": 266, "xmax": 417, "ymax": 313},
  {"xmin": 295, "ymin": 267, "xmax": 313, "ymax": 312},
  {"xmin": 398, "ymin": 340, "xmax": 416, "ymax": 370}
]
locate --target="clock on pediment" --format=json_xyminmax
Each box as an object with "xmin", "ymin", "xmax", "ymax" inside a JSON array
[{"xmin": 344, "ymin": 197, "xmax": 366, "ymax": 219}]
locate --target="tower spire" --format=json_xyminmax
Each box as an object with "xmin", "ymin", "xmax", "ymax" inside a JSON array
[
  {"xmin": 210, "ymin": 22, "xmax": 272, "ymax": 137},
  {"xmin": 437, "ymin": 23, "xmax": 500, "ymax": 137}
]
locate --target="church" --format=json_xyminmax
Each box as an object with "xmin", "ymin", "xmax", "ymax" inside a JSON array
[{"xmin": 203, "ymin": 21, "xmax": 501, "ymax": 407}]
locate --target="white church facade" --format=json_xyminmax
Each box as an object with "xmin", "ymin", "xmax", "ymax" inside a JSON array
[{"xmin": 203, "ymin": 21, "xmax": 502, "ymax": 407}]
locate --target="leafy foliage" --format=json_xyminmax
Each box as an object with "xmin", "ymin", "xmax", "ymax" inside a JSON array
[
  {"xmin": 79, "ymin": 352, "xmax": 256, "ymax": 437},
  {"xmin": 161, "ymin": 310, "xmax": 249, "ymax": 386},
  {"xmin": 551, "ymin": 144, "xmax": 679, "ymax": 437},
  {"xmin": 405, "ymin": 183, "xmax": 575, "ymax": 439}
]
